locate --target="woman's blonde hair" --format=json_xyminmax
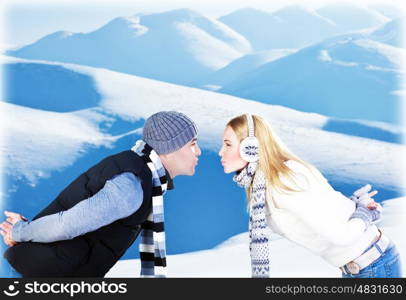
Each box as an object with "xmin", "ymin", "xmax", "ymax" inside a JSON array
[{"xmin": 227, "ymin": 114, "xmax": 316, "ymax": 201}]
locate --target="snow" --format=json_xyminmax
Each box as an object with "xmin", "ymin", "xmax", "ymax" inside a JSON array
[
  {"xmin": 369, "ymin": 3, "xmax": 406, "ymax": 20},
  {"xmin": 197, "ymin": 48, "xmax": 298, "ymax": 90},
  {"xmin": 316, "ymin": 2, "xmax": 390, "ymax": 32},
  {"xmin": 369, "ymin": 18, "xmax": 405, "ymax": 48},
  {"xmin": 219, "ymin": 6, "xmax": 338, "ymax": 51},
  {"xmin": 0, "ymin": 101, "xmax": 114, "ymax": 186},
  {"xmin": 106, "ymin": 196, "xmax": 406, "ymax": 277},
  {"xmin": 146, "ymin": 8, "xmax": 252, "ymax": 54},
  {"xmin": 220, "ymin": 30, "xmax": 404, "ymax": 125},
  {"xmin": 353, "ymin": 38, "xmax": 404, "ymax": 67},
  {"xmin": 5, "ymin": 6, "xmax": 401, "ymax": 92},
  {"xmin": 174, "ymin": 22, "xmax": 243, "ymax": 70},
  {"xmin": 273, "ymin": 4, "xmax": 335, "ymax": 27},
  {"xmin": 94, "ymin": 16, "xmax": 149, "ymax": 38},
  {"xmin": 5, "ymin": 8, "xmax": 250, "ymax": 86},
  {"xmin": 218, "ymin": 3, "xmax": 392, "ymax": 52}
]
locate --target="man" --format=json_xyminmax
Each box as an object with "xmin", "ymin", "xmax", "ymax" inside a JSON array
[{"xmin": 0, "ymin": 111, "xmax": 200, "ymax": 277}]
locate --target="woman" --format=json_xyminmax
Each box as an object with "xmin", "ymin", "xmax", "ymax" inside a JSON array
[{"xmin": 218, "ymin": 113, "xmax": 402, "ymax": 278}]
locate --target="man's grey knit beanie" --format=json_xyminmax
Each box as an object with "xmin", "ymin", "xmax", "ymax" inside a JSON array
[{"xmin": 143, "ymin": 111, "xmax": 198, "ymax": 154}]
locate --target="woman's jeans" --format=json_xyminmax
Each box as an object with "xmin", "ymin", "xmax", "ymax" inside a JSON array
[{"xmin": 342, "ymin": 242, "xmax": 402, "ymax": 278}]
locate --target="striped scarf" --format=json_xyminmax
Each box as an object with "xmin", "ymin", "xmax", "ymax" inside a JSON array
[
  {"xmin": 233, "ymin": 162, "xmax": 270, "ymax": 278},
  {"xmin": 131, "ymin": 140, "xmax": 168, "ymax": 277}
]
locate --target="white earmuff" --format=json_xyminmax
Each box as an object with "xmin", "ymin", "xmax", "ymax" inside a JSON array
[{"xmin": 239, "ymin": 114, "xmax": 259, "ymax": 163}]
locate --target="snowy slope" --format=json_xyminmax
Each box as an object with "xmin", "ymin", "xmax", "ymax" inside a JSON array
[
  {"xmin": 219, "ymin": 6, "xmax": 338, "ymax": 51},
  {"xmin": 3, "ymin": 62, "xmax": 102, "ymax": 112},
  {"xmin": 106, "ymin": 196, "xmax": 406, "ymax": 278},
  {"xmin": 0, "ymin": 101, "xmax": 115, "ymax": 186},
  {"xmin": 220, "ymin": 30, "xmax": 405, "ymax": 125},
  {"xmin": 5, "ymin": 8, "xmax": 251, "ymax": 86}
]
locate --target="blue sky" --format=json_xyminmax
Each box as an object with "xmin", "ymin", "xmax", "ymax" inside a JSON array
[{"xmin": 1, "ymin": 0, "xmax": 402, "ymax": 49}]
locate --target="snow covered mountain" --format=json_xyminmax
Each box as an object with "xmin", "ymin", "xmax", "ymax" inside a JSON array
[
  {"xmin": 369, "ymin": 18, "xmax": 404, "ymax": 48},
  {"xmin": 5, "ymin": 8, "xmax": 251, "ymax": 86},
  {"xmin": 196, "ymin": 48, "xmax": 297, "ymax": 90},
  {"xmin": 369, "ymin": 3, "xmax": 405, "ymax": 20},
  {"xmin": 219, "ymin": 4, "xmax": 392, "ymax": 52},
  {"xmin": 1, "ymin": 55, "xmax": 404, "ymax": 276},
  {"xmin": 316, "ymin": 2, "xmax": 390, "ymax": 33},
  {"xmin": 220, "ymin": 27, "xmax": 404, "ymax": 125},
  {"xmin": 219, "ymin": 6, "xmax": 338, "ymax": 51}
]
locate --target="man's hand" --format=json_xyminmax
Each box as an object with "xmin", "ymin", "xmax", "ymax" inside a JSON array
[
  {"xmin": 0, "ymin": 211, "xmax": 27, "ymax": 246},
  {"xmin": 4, "ymin": 211, "xmax": 27, "ymax": 225},
  {"xmin": 0, "ymin": 221, "xmax": 17, "ymax": 246}
]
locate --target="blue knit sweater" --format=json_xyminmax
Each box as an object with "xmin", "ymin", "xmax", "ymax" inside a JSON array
[{"xmin": 11, "ymin": 172, "xmax": 143, "ymax": 243}]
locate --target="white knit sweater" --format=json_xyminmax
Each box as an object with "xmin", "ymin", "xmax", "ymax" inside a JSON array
[{"xmin": 266, "ymin": 160, "xmax": 379, "ymax": 267}]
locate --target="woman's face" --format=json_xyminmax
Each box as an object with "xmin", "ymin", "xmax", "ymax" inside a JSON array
[{"xmin": 219, "ymin": 126, "xmax": 248, "ymax": 174}]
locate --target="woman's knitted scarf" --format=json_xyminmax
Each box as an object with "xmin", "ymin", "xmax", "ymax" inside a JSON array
[
  {"xmin": 233, "ymin": 162, "xmax": 270, "ymax": 277},
  {"xmin": 132, "ymin": 140, "xmax": 168, "ymax": 277}
]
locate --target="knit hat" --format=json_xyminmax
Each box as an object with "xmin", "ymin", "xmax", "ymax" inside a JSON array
[{"xmin": 142, "ymin": 111, "xmax": 198, "ymax": 154}]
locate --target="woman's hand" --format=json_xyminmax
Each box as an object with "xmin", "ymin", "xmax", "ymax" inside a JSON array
[
  {"xmin": 350, "ymin": 184, "xmax": 381, "ymax": 211},
  {"xmin": 351, "ymin": 204, "xmax": 382, "ymax": 227}
]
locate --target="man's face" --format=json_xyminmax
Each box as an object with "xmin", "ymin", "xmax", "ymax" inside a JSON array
[{"xmin": 165, "ymin": 138, "xmax": 201, "ymax": 176}]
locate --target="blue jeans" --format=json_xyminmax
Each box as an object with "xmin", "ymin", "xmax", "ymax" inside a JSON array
[{"xmin": 342, "ymin": 242, "xmax": 402, "ymax": 278}]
